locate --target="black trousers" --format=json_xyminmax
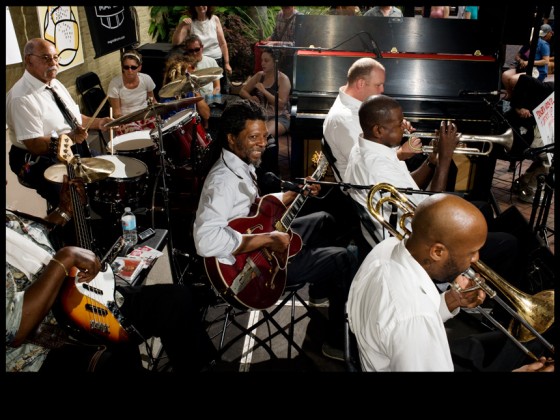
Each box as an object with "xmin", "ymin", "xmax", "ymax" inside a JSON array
[
  {"xmin": 289, "ymin": 211, "xmax": 355, "ymax": 344},
  {"xmin": 9, "ymin": 145, "xmax": 61, "ymax": 209}
]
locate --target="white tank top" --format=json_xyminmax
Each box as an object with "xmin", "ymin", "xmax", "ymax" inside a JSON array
[{"xmin": 192, "ymin": 16, "xmax": 222, "ymax": 60}]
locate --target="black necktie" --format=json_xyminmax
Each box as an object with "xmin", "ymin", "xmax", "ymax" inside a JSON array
[{"xmin": 46, "ymin": 85, "xmax": 91, "ymax": 157}]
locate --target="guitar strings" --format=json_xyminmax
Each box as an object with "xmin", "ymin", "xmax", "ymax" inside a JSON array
[{"xmin": 68, "ymin": 162, "xmax": 103, "ymax": 336}]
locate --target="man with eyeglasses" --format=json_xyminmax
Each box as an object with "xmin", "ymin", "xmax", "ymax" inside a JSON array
[{"xmin": 7, "ymin": 38, "xmax": 113, "ymax": 209}]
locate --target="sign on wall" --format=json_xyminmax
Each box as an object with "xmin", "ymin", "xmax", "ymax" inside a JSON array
[
  {"xmin": 37, "ymin": 6, "xmax": 84, "ymax": 72},
  {"xmin": 84, "ymin": 6, "xmax": 137, "ymax": 58}
]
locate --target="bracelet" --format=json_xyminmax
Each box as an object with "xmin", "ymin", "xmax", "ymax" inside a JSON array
[
  {"xmin": 51, "ymin": 258, "xmax": 69, "ymax": 277},
  {"xmin": 54, "ymin": 207, "xmax": 72, "ymax": 222},
  {"xmin": 425, "ymin": 159, "xmax": 437, "ymax": 169}
]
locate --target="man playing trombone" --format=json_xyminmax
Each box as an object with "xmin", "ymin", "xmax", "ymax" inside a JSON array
[{"xmin": 347, "ymin": 192, "xmax": 553, "ymax": 372}]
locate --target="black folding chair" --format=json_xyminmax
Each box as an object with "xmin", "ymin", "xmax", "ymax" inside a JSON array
[{"xmin": 76, "ymin": 72, "xmax": 111, "ymax": 148}]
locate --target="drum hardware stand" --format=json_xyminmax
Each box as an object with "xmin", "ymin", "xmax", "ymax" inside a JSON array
[
  {"xmin": 149, "ymin": 112, "xmax": 183, "ymax": 284},
  {"xmin": 528, "ymin": 155, "xmax": 554, "ymax": 248}
]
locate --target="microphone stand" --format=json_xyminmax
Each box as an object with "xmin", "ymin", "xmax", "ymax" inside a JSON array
[{"xmin": 297, "ymin": 179, "xmax": 466, "ymax": 197}]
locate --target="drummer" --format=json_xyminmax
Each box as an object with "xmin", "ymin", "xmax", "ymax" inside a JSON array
[
  {"xmin": 108, "ymin": 50, "xmax": 158, "ymax": 136},
  {"xmin": 160, "ymin": 53, "xmax": 211, "ymax": 128}
]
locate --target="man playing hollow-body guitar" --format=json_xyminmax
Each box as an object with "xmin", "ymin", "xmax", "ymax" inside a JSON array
[{"xmin": 193, "ymin": 100, "xmax": 355, "ymax": 361}]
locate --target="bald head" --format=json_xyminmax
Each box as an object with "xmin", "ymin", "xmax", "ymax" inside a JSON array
[
  {"xmin": 407, "ymin": 193, "xmax": 488, "ymax": 281},
  {"xmin": 411, "ymin": 193, "xmax": 487, "ymax": 244},
  {"xmin": 347, "ymin": 57, "xmax": 385, "ymax": 84},
  {"xmin": 23, "ymin": 38, "xmax": 59, "ymax": 83}
]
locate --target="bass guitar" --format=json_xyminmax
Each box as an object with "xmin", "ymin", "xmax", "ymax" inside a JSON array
[
  {"xmin": 204, "ymin": 152, "xmax": 329, "ymax": 310},
  {"xmin": 53, "ymin": 135, "xmax": 131, "ymax": 343}
]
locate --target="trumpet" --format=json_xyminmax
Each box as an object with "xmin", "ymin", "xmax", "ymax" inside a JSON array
[
  {"xmin": 403, "ymin": 128, "xmax": 514, "ymax": 156},
  {"xmin": 366, "ymin": 182, "xmax": 554, "ymax": 361}
]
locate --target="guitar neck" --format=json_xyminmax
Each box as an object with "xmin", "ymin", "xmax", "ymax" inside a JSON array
[
  {"xmin": 278, "ymin": 153, "xmax": 328, "ymax": 231},
  {"xmin": 67, "ymin": 162, "xmax": 95, "ymax": 253}
]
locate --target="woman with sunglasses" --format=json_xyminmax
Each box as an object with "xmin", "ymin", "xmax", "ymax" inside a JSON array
[{"xmin": 108, "ymin": 50, "xmax": 158, "ymax": 136}]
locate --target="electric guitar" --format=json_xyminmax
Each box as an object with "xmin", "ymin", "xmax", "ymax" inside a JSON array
[
  {"xmin": 204, "ymin": 152, "xmax": 329, "ymax": 310},
  {"xmin": 53, "ymin": 135, "xmax": 131, "ymax": 343}
]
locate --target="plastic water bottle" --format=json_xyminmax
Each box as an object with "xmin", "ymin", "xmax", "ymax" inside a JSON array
[{"xmin": 121, "ymin": 207, "xmax": 138, "ymax": 246}]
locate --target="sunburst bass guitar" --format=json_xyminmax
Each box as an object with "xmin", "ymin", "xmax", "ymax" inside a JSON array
[{"xmin": 53, "ymin": 135, "xmax": 132, "ymax": 343}]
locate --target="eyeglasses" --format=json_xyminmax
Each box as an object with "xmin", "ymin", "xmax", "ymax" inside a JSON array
[
  {"xmin": 122, "ymin": 65, "xmax": 139, "ymax": 71},
  {"xmin": 185, "ymin": 47, "xmax": 202, "ymax": 54},
  {"xmin": 28, "ymin": 54, "xmax": 59, "ymax": 63}
]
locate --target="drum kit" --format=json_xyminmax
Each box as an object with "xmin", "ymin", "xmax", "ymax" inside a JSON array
[{"xmin": 44, "ymin": 68, "xmax": 223, "ymax": 283}]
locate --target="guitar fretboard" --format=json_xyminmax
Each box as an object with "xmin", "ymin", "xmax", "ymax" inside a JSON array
[{"xmin": 279, "ymin": 153, "xmax": 328, "ymax": 231}]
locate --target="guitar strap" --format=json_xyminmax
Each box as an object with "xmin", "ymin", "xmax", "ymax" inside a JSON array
[{"xmin": 46, "ymin": 85, "xmax": 92, "ymax": 158}]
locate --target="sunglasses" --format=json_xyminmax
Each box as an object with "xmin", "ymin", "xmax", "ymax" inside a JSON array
[
  {"xmin": 122, "ymin": 65, "xmax": 139, "ymax": 70},
  {"xmin": 185, "ymin": 47, "xmax": 202, "ymax": 54}
]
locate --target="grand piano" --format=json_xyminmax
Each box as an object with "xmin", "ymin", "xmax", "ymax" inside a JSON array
[{"xmin": 289, "ymin": 9, "xmax": 522, "ymax": 202}]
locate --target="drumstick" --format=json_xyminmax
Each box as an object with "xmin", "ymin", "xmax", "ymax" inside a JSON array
[
  {"xmin": 109, "ymin": 107, "xmax": 114, "ymax": 155},
  {"xmin": 84, "ymin": 95, "xmax": 109, "ymax": 131}
]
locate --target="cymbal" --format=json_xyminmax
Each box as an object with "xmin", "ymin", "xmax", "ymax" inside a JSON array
[
  {"xmin": 159, "ymin": 74, "xmax": 222, "ymax": 98},
  {"xmin": 191, "ymin": 67, "xmax": 223, "ymax": 77},
  {"xmin": 191, "ymin": 74, "xmax": 222, "ymax": 85},
  {"xmin": 158, "ymin": 78, "xmax": 195, "ymax": 98},
  {"xmin": 105, "ymin": 97, "xmax": 203, "ymax": 127},
  {"xmin": 44, "ymin": 157, "xmax": 116, "ymax": 183}
]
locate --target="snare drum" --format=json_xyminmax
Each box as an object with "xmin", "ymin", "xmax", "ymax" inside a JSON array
[
  {"xmin": 89, "ymin": 155, "xmax": 149, "ymax": 206},
  {"xmin": 107, "ymin": 130, "xmax": 158, "ymax": 173},
  {"xmin": 152, "ymin": 109, "xmax": 211, "ymax": 167}
]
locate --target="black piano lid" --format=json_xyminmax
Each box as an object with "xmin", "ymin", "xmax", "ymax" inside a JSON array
[{"xmin": 292, "ymin": 14, "xmax": 505, "ymax": 99}]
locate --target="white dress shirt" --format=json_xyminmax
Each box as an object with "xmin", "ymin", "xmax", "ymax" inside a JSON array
[
  {"xmin": 322, "ymin": 87, "xmax": 362, "ymax": 181},
  {"xmin": 347, "ymin": 237, "xmax": 457, "ymax": 372},
  {"xmin": 6, "ymin": 70, "xmax": 81, "ymax": 148},
  {"xmin": 345, "ymin": 134, "xmax": 428, "ymax": 245}
]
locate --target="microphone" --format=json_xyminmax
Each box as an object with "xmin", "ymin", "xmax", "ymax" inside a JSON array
[
  {"xmin": 523, "ymin": 143, "xmax": 555, "ymax": 158},
  {"xmin": 460, "ymin": 90, "xmax": 499, "ymax": 96},
  {"xmin": 263, "ymin": 172, "xmax": 303, "ymax": 194}
]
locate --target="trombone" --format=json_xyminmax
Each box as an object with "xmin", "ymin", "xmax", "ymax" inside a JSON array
[
  {"xmin": 366, "ymin": 182, "xmax": 554, "ymax": 361},
  {"xmin": 403, "ymin": 128, "xmax": 514, "ymax": 156}
]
